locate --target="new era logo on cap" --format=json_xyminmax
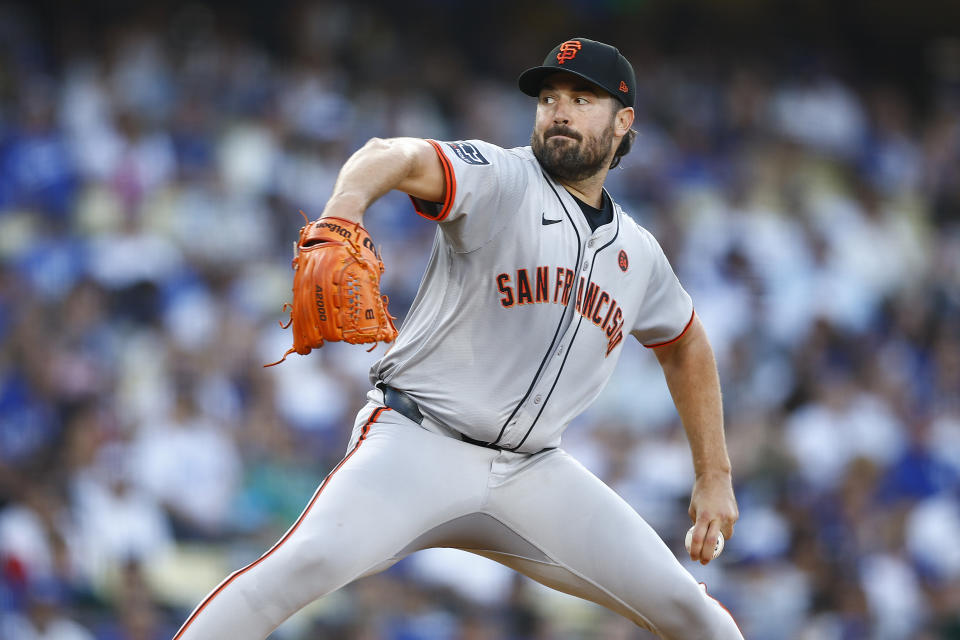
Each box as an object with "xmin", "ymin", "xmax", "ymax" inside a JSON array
[{"xmin": 517, "ymin": 37, "xmax": 636, "ymax": 108}]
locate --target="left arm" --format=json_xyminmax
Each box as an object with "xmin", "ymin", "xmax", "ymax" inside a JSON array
[{"xmin": 653, "ymin": 314, "xmax": 738, "ymax": 564}]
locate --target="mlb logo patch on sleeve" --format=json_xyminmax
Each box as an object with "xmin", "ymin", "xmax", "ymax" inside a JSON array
[{"xmin": 446, "ymin": 142, "xmax": 489, "ymax": 165}]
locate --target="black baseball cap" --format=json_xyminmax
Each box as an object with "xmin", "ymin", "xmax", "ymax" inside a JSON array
[{"xmin": 518, "ymin": 37, "xmax": 635, "ymax": 108}]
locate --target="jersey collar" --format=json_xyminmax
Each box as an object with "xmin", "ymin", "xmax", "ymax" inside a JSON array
[{"xmin": 547, "ymin": 171, "xmax": 620, "ymax": 242}]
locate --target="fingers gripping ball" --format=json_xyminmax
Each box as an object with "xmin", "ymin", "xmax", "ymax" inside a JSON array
[
  {"xmin": 685, "ymin": 526, "xmax": 724, "ymax": 560},
  {"xmin": 266, "ymin": 214, "xmax": 398, "ymax": 366}
]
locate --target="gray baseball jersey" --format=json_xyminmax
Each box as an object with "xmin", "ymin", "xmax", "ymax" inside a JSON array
[
  {"xmin": 374, "ymin": 139, "xmax": 694, "ymax": 452},
  {"xmin": 174, "ymin": 138, "xmax": 743, "ymax": 640}
]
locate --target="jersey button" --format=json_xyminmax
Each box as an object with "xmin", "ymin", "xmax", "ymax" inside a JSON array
[
  {"xmin": 534, "ymin": 395, "xmax": 542, "ymax": 404},
  {"xmin": 581, "ymin": 261, "xmax": 588, "ymax": 271},
  {"xmin": 556, "ymin": 345, "xmax": 564, "ymax": 356},
  {"xmin": 588, "ymin": 240, "xmax": 595, "ymax": 248}
]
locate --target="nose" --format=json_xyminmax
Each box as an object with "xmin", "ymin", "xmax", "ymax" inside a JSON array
[{"xmin": 552, "ymin": 102, "xmax": 570, "ymax": 125}]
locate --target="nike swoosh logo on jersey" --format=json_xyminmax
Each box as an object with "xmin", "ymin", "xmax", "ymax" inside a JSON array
[{"xmin": 541, "ymin": 213, "xmax": 562, "ymax": 225}]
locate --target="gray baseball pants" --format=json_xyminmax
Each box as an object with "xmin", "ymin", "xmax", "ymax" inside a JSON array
[{"xmin": 174, "ymin": 399, "xmax": 743, "ymax": 639}]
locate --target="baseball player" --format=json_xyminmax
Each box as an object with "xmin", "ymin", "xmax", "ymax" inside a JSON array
[{"xmin": 175, "ymin": 37, "xmax": 742, "ymax": 639}]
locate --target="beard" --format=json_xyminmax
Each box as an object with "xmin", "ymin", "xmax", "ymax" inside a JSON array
[{"xmin": 531, "ymin": 123, "xmax": 614, "ymax": 182}]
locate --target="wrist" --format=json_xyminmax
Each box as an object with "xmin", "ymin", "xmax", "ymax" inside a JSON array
[
  {"xmin": 694, "ymin": 466, "xmax": 732, "ymax": 481},
  {"xmin": 321, "ymin": 192, "xmax": 368, "ymax": 223}
]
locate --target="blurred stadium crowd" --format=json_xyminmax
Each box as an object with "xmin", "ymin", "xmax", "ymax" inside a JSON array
[{"xmin": 1, "ymin": 1, "xmax": 960, "ymax": 639}]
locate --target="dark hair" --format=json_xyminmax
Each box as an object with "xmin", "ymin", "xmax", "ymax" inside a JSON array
[{"xmin": 610, "ymin": 128, "xmax": 636, "ymax": 170}]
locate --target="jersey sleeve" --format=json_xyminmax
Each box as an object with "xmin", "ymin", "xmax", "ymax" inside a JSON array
[
  {"xmin": 631, "ymin": 228, "xmax": 695, "ymax": 347},
  {"xmin": 409, "ymin": 139, "xmax": 529, "ymax": 253}
]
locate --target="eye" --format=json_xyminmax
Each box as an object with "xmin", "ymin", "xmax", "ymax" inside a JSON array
[
  {"xmin": 541, "ymin": 95, "xmax": 556, "ymax": 104},
  {"xmin": 575, "ymin": 96, "xmax": 589, "ymax": 105}
]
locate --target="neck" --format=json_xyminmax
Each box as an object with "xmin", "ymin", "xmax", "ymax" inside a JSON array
[{"xmin": 558, "ymin": 169, "xmax": 608, "ymax": 207}]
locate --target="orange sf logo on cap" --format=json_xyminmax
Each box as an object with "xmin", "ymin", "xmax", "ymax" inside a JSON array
[
  {"xmin": 556, "ymin": 40, "xmax": 582, "ymax": 64},
  {"xmin": 619, "ymin": 81, "xmax": 629, "ymax": 93}
]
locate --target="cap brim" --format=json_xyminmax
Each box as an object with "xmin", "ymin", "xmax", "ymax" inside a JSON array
[{"xmin": 518, "ymin": 66, "xmax": 611, "ymax": 98}]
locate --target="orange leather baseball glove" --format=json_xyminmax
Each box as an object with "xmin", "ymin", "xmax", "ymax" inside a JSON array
[{"xmin": 266, "ymin": 214, "xmax": 398, "ymax": 366}]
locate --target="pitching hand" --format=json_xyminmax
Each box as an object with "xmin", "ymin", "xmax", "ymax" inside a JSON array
[{"xmin": 687, "ymin": 470, "xmax": 738, "ymax": 565}]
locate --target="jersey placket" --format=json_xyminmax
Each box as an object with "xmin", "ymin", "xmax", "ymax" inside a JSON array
[{"xmin": 497, "ymin": 203, "xmax": 621, "ymax": 450}]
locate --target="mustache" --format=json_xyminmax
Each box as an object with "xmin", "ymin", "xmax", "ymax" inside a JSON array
[{"xmin": 544, "ymin": 125, "xmax": 582, "ymax": 142}]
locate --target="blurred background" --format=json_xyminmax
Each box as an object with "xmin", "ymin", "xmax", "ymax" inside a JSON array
[{"xmin": 1, "ymin": 0, "xmax": 959, "ymax": 638}]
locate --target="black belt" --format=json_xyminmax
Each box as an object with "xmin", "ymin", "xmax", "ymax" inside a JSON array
[
  {"xmin": 378, "ymin": 382, "xmax": 423, "ymax": 424},
  {"xmin": 377, "ymin": 382, "xmax": 501, "ymax": 451}
]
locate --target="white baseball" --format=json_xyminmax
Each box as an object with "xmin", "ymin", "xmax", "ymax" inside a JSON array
[{"xmin": 685, "ymin": 526, "xmax": 724, "ymax": 559}]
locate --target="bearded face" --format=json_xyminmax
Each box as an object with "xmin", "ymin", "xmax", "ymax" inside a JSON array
[{"xmin": 531, "ymin": 119, "xmax": 615, "ymax": 182}]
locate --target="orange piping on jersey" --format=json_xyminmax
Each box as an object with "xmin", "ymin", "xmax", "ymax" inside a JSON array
[
  {"xmin": 172, "ymin": 407, "xmax": 389, "ymax": 639},
  {"xmin": 643, "ymin": 309, "xmax": 696, "ymax": 349},
  {"xmin": 408, "ymin": 139, "xmax": 456, "ymax": 222}
]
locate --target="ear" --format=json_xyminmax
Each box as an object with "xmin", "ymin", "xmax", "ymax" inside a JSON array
[{"xmin": 615, "ymin": 107, "xmax": 634, "ymax": 137}]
